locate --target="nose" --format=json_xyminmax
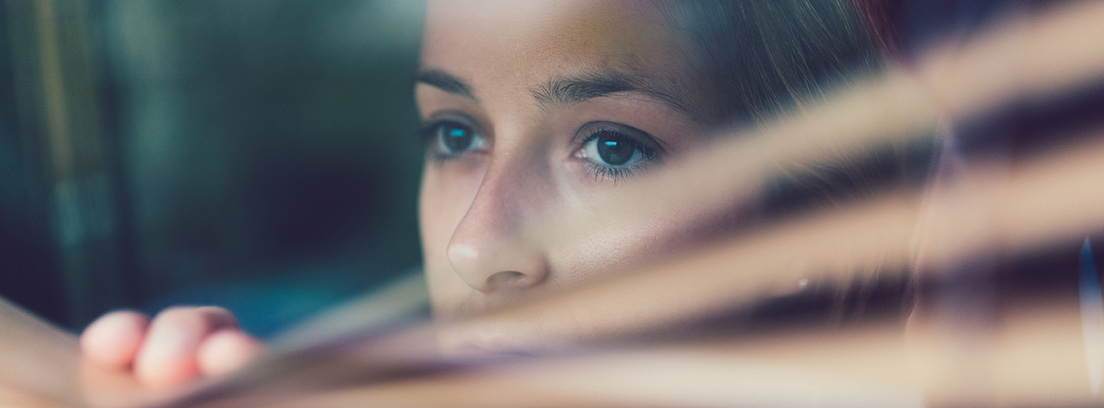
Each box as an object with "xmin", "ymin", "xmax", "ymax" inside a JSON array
[{"xmin": 446, "ymin": 155, "xmax": 550, "ymax": 292}]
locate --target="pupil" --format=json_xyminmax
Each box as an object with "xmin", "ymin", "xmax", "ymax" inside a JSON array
[
  {"xmin": 444, "ymin": 125, "xmax": 472, "ymax": 151},
  {"xmin": 596, "ymin": 133, "xmax": 635, "ymax": 166}
]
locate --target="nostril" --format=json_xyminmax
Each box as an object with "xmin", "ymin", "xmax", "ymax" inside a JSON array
[{"xmin": 486, "ymin": 271, "xmax": 529, "ymax": 290}]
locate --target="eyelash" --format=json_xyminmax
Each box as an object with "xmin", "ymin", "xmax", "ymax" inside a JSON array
[
  {"xmin": 418, "ymin": 119, "xmax": 663, "ymax": 182},
  {"xmin": 576, "ymin": 127, "xmax": 661, "ymax": 183},
  {"xmin": 418, "ymin": 118, "xmax": 484, "ymax": 162}
]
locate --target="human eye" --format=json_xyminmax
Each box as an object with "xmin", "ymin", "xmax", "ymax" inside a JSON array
[
  {"xmin": 573, "ymin": 123, "xmax": 663, "ymax": 182},
  {"xmin": 419, "ymin": 116, "xmax": 487, "ymax": 160}
]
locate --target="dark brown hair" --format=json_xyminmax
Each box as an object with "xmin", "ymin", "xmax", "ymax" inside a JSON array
[{"xmin": 662, "ymin": 0, "xmax": 885, "ymax": 124}]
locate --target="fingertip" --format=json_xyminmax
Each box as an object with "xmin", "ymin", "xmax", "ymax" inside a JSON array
[
  {"xmin": 132, "ymin": 306, "xmax": 248, "ymax": 388},
  {"xmin": 80, "ymin": 311, "xmax": 150, "ymax": 370},
  {"xmin": 133, "ymin": 308, "xmax": 206, "ymax": 388},
  {"xmin": 192, "ymin": 306, "xmax": 240, "ymax": 330},
  {"xmin": 197, "ymin": 330, "xmax": 264, "ymax": 377}
]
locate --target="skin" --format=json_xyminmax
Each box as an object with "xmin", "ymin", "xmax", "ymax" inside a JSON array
[
  {"xmin": 417, "ymin": 0, "xmax": 726, "ymax": 351},
  {"xmin": 80, "ymin": 306, "xmax": 262, "ymax": 388},
  {"xmin": 82, "ymin": 0, "xmax": 731, "ymax": 386}
]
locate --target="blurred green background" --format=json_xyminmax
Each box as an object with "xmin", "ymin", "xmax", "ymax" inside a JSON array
[{"xmin": 0, "ymin": 0, "xmax": 426, "ymax": 336}]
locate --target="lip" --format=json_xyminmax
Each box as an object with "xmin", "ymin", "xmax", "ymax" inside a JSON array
[{"xmin": 438, "ymin": 324, "xmax": 534, "ymax": 358}]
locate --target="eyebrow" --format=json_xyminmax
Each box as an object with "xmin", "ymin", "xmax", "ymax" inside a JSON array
[
  {"xmin": 414, "ymin": 68, "xmax": 694, "ymax": 118},
  {"xmin": 531, "ymin": 72, "xmax": 692, "ymax": 114},
  {"xmin": 414, "ymin": 69, "xmax": 476, "ymax": 100}
]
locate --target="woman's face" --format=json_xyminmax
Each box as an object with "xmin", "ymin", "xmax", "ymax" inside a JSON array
[{"xmin": 417, "ymin": 0, "xmax": 722, "ymax": 349}]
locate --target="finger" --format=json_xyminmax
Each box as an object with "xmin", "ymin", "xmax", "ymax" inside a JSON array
[
  {"xmin": 80, "ymin": 311, "xmax": 151, "ymax": 370},
  {"xmin": 133, "ymin": 306, "xmax": 239, "ymax": 388},
  {"xmin": 197, "ymin": 329, "xmax": 264, "ymax": 377}
]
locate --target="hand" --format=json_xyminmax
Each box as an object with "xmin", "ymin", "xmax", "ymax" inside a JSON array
[{"xmin": 80, "ymin": 307, "xmax": 264, "ymax": 388}]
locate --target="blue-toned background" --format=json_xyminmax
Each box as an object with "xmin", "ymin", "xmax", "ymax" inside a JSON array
[{"xmin": 0, "ymin": 0, "xmax": 426, "ymax": 336}]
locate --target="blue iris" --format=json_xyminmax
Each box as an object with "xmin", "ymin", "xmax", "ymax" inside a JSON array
[
  {"xmin": 443, "ymin": 124, "xmax": 473, "ymax": 151},
  {"xmin": 597, "ymin": 133, "xmax": 635, "ymax": 166}
]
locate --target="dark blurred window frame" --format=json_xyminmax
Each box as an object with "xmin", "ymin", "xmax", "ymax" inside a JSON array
[{"xmin": 1, "ymin": 0, "xmax": 135, "ymax": 330}]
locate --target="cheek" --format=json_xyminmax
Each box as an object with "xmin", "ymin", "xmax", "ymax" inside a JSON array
[
  {"xmin": 551, "ymin": 189, "xmax": 761, "ymax": 284},
  {"xmin": 551, "ymin": 212, "xmax": 707, "ymax": 283}
]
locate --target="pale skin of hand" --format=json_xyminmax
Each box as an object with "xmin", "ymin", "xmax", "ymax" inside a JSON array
[{"xmin": 80, "ymin": 307, "xmax": 264, "ymax": 388}]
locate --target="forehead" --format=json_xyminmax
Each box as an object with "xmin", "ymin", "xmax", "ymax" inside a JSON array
[{"xmin": 421, "ymin": 0, "xmax": 697, "ymax": 106}]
